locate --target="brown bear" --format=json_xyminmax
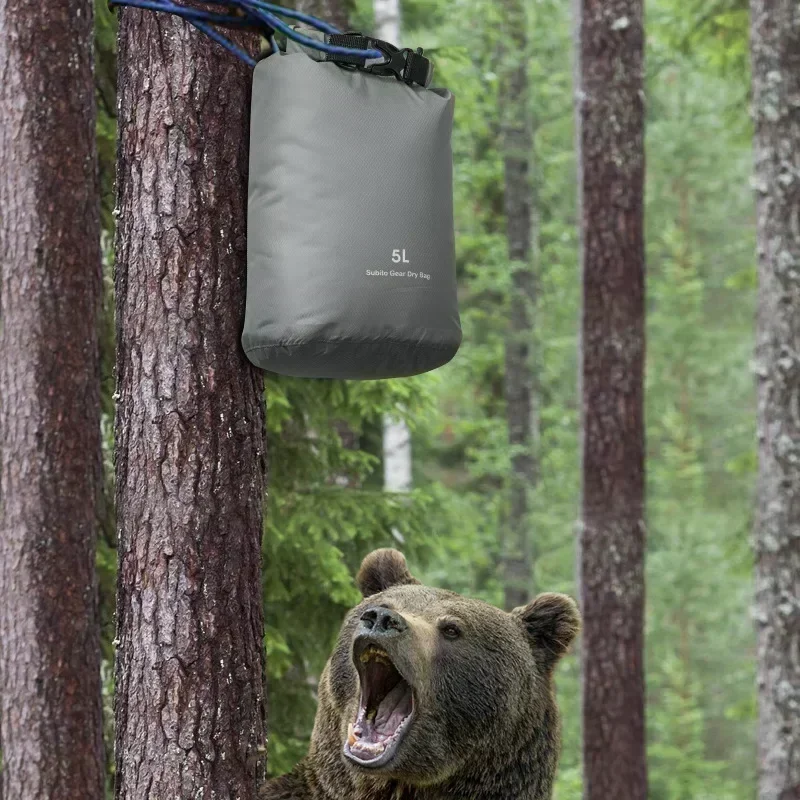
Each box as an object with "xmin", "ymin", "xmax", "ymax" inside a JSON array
[{"xmin": 262, "ymin": 549, "xmax": 580, "ymax": 800}]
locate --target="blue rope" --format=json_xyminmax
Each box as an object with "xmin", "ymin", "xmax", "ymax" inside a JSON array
[
  {"xmin": 199, "ymin": 0, "xmax": 339, "ymax": 34},
  {"xmin": 189, "ymin": 17, "xmax": 258, "ymax": 66},
  {"xmin": 112, "ymin": 0, "xmax": 246, "ymax": 25},
  {"xmin": 233, "ymin": 3, "xmax": 385, "ymax": 60},
  {"xmin": 111, "ymin": 0, "xmax": 385, "ymax": 64},
  {"xmin": 112, "ymin": 0, "xmax": 257, "ymax": 63},
  {"xmin": 245, "ymin": 0, "xmax": 342, "ymax": 35}
]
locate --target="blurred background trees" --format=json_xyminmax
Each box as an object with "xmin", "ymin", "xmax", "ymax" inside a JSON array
[{"xmin": 76, "ymin": 0, "xmax": 764, "ymax": 795}]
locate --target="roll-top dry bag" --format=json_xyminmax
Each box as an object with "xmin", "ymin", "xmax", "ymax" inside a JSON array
[{"xmin": 242, "ymin": 41, "xmax": 461, "ymax": 379}]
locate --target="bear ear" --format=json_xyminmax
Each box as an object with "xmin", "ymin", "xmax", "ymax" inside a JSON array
[
  {"xmin": 512, "ymin": 593, "xmax": 581, "ymax": 673},
  {"xmin": 356, "ymin": 549, "xmax": 420, "ymax": 598}
]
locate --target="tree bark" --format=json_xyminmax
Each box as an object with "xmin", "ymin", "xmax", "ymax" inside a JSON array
[
  {"xmin": 575, "ymin": 1, "xmax": 647, "ymax": 799},
  {"xmin": 295, "ymin": 0, "xmax": 348, "ymax": 33},
  {"xmin": 750, "ymin": 2, "xmax": 800, "ymax": 798},
  {"xmin": 0, "ymin": 1, "xmax": 106, "ymax": 797},
  {"xmin": 113, "ymin": 13, "xmax": 268, "ymax": 799},
  {"xmin": 500, "ymin": 0, "xmax": 538, "ymax": 612}
]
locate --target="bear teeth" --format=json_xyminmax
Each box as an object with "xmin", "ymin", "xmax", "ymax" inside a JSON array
[
  {"xmin": 359, "ymin": 646, "xmax": 391, "ymax": 666},
  {"xmin": 352, "ymin": 740, "xmax": 386, "ymax": 755}
]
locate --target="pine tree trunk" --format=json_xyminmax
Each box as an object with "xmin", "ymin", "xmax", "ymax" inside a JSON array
[
  {"xmin": 750, "ymin": 2, "xmax": 800, "ymax": 797},
  {"xmin": 500, "ymin": 0, "xmax": 537, "ymax": 612},
  {"xmin": 0, "ymin": 1, "xmax": 105, "ymax": 797},
  {"xmin": 113, "ymin": 13, "xmax": 267, "ymax": 799},
  {"xmin": 575, "ymin": 2, "xmax": 647, "ymax": 798}
]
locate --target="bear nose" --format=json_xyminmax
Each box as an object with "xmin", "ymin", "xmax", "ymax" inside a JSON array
[{"xmin": 359, "ymin": 606, "xmax": 408, "ymax": 637}]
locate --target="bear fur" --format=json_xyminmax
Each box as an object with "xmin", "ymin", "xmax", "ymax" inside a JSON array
[{"xmin": 262, "ymin": 549, "xmax": 580, "ymax": 800}]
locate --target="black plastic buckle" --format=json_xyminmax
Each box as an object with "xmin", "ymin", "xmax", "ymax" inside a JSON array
[{"xmin": 365, "ymin": 39, "xmax": 431, "ymax": 87}]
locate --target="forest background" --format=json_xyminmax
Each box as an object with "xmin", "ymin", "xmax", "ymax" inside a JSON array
[{"xmin": 89, "ymin": 0, "xmax": 756, "ymax": 797}]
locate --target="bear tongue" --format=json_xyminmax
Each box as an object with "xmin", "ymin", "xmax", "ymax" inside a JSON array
[
  {"xmin": 374, "ymin": 680, "xmax": 412, "ymax": 735},
  {"xmin": 351, "ymin": 680, "xmax": 412, "ymax": 752}
]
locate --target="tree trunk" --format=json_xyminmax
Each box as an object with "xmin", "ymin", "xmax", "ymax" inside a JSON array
[
  {"xmin": 383, "ymin": 417, "xmax": 412, "ymax": 493},
  {"xmin": 500, "ymin": 0, "xmax": 538, "ymax": 612},
  {"xmin": 750, "ymin": 2, "xmax": 800, "ymax": 797},
  {"xmin": 0, "ymin": 1, "xmax": 106, "ymax": 797},
  {"xmin": 295, "ymin": 0, "xmax": 348, "ymax": 33},
  {"xmin": 113, "ymin": 13, "xmax": 268, "ymax": 799},
  {"xmin": 373, "ymin": 0, "xmax": 401, "ymax": 42},
  {"xmin": 575, "ymin": 2, "xmax": 647, "ymax": 799},
  {"xmin": 372, "ymin": 0, "xmax": 413, "ymax": 497}
]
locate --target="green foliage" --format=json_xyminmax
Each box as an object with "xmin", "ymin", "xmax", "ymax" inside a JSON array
[
  {"xmin": 95, "ymin": 0, "xmax": 118, "ymax": 227},
  {"xmin": 644, "ymin": 50, "xmax": 756, "ymax": 796},
  {"xmin": 405, "ymin": 0, "xmax": 757, "ymax": 797},
  {"xmin": 262, "ymin": 375, "xmax": 441, "ymax": 774},
  {"xmin": 648, "ymin": 655, "xmax": 741, "ymax": 800},
  {"xmin": 650, "ymin": 0, "xmax": 749, "ymax": 80},
  {"xmin": 95, "ymin": 10, "xmax": 119, "ymax": 790}
]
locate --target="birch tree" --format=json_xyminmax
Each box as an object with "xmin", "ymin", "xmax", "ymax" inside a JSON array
[
  {"xmin": 374, "ymin": 0, "xmax": 401, "ymax": 42},
  {"xmin": 372, "ymin": 0, "xmax": 414, "ymax": 497}
]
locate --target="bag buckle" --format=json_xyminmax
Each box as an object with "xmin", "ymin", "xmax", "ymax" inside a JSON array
[{"xmin": 365, "ymin": 40, "xmax": 433, "ymax": 88}]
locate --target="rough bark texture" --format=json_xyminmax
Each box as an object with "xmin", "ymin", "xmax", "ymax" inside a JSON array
[
  {"xmin": 575, "ymin": 1, "xmax": 647, "ymax": 798},
  {"xmin": 500, "ymin": 0, "xmax": 538, "ymax": 612},
  {"xmin": 114, "ymin": 12, "xmax": 268, "ymax": 799},
  {"xmin": 0, "ymin": 0, "xmax": 106, "ymax": 797},
  {"xmin": 750, "ymin": 2, "xmax": 800, "ymax": 798}
]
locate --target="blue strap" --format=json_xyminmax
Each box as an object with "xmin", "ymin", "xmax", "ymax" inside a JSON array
[
  {"xmin": 249, "ymin": 0, "xmax": 340, "ymax": 35},
  {"xmin": 109, "ymin": 0, "xmax": 385, "ymax": 64},
  {"xmin": 190, "ymin": 16, "xmax": 260, "ymax": 66},
  {"xmin": 241, "ymin": 6, "xmax": 385, "ymax": 60}
]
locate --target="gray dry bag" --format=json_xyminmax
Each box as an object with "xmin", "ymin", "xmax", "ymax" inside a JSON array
[{"xmin": 242, "ymin": 39, "xmax": 461, "ymax": 379}]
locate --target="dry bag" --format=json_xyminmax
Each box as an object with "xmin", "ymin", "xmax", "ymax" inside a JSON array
[{"xmin": 242, "ymin": 37, "xmax": 461, "ymax": 379}]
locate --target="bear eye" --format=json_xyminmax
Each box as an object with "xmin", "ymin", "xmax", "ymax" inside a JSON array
[{"xmin": 440, "ymin": 622, "xmax": 461, "ymax": 640}]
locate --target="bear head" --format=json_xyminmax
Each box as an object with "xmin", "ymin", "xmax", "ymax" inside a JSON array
[{"xmin": 308, "ymin": 549, "xmax": 580, "ymax": 799}]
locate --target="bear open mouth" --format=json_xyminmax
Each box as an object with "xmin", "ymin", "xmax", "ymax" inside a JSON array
[{"xmin": 345, "ymin": 643, "xmax": 414, "ymax": 767}]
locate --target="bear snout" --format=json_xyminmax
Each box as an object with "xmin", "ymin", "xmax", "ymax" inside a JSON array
[{"xmin": 359, "ymin": 606, "xmax": 409, "ymax": 638}]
